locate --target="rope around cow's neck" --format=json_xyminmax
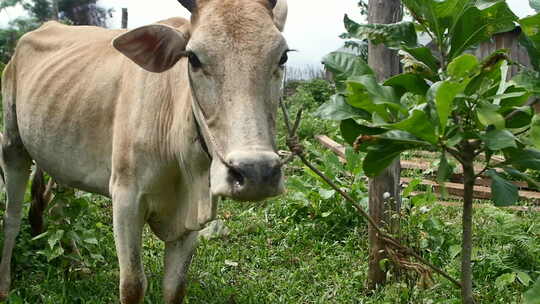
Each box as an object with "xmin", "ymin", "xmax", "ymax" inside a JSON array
[{"xmin": 188, "ymin": 69, "xmax": 234, "ymax": 169}]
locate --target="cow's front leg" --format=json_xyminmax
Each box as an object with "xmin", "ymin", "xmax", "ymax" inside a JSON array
[
  {"xmin": 112, "ymin": 188, "xmax": 147, "ymax": 304},
  {"xmin": 163, "ymin": 231, "xmax": 198, "ymax": 304}
]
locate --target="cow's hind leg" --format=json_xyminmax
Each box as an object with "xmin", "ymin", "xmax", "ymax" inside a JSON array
[
  {"xmin": 163, "ymin": 231, "xmax": 198, "ymax": 304},
  {"xmin": 0, "ymin": 142, "xmax": 32, "ymax": 299},
  {"xmin": 111, "ymin": 186, "xmax": 147, "ymax": 304},
  {"xmin": 28, "ymin": 167, "xmax": 52, "ymax": 236}
]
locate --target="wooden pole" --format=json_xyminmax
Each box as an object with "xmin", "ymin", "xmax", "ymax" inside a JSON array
[
  {"xmin": 121, "ymin": 8, "xmax": 128, "ymax": 29},
  {"xmin": 51, "ymin": 0, "xmax": 59, "ymax": 20},
  {"xmin": 367, "ymin": 0, "xmax": 403, "ymax": 290}
]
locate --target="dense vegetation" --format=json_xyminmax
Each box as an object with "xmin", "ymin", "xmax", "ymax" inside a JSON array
[{"xmin": 317, "ymin": 0, "xmax": 540, "ymax": 302}]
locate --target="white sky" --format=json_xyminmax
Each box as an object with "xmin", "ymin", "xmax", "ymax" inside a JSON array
[{"xmin": 0, "ymin": 0, "xmax": 535, "ymax": 68}]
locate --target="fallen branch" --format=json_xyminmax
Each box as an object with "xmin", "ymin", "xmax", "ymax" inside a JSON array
[{"xmin": 279, "ymin": 100, "xmax": 462, "ymax": 289}]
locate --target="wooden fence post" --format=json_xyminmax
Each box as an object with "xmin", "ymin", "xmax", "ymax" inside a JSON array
[
  {"xmin": 367, "ymin": 0, "xmax": 403, "ymax": 290},
  {"xmin": 51, "ymin": 0, "xmax": 59, "ymax": 20},
  {"xmin": 121, "ymin": 8, "xmax": 128, "ymax": 29}
]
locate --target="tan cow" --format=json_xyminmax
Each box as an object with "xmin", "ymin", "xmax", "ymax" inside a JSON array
[{"xmin": 0, "ymin": 0, "xmax": 288, "ymax": 302}]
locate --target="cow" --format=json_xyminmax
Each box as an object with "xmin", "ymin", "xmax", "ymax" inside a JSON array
[{"xmin": 0, "ymin": 0, "xmax": 289, "ymax": 302}]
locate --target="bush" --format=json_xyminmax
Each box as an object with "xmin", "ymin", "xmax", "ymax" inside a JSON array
[
  {"xmin": 286, "ymin": 79, "xmax": 335, "ymax": 110},
  {"xmin": 280, "ymin": 79, "xmax": 338, "ymax": 142}
]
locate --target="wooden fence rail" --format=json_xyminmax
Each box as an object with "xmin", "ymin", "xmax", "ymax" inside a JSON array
[{"xmin": 314, "ymin": 135, "xmax": 540, "ymax": 208}]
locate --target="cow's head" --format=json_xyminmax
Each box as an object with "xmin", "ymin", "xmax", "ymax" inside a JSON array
[{"xmin": 112, "ymin": 0, "xmax": 288, "ymax": 201}]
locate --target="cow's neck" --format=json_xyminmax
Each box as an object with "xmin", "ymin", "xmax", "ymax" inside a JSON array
[{"xmin": 163, "ymin": 62, "xmax": 212, "ymax": 173}]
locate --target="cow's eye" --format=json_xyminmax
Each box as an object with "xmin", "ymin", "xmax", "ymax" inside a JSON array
[
  {"xmin": 188, "ymin": 52, "xmax": 202, "ymax": 69},
  {"xmin": 279, "ymin": 52, "xmax": 288, "ymax": 66}
]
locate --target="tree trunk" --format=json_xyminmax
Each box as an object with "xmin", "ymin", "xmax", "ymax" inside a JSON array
[
  {"xmin": 367, "ymin": 0, "xmax": 403, "ymax": 290},
  {"xmin": 461, "ymin": 149, "xmax": 476, "ymax": 304},
  {"xmin": 51, "ymin": 0, "xmax": 59, "ymax": 20},
  {"xmin": 121, "ymin": 8, "xmax": 128, "ymax": 29}
]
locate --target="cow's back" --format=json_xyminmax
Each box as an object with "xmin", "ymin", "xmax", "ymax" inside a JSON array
[{"xmin": 6, "ymin": 22, "xmax": 129, "ymax": 195}]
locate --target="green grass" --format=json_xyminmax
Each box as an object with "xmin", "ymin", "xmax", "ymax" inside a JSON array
[{"xmin": 6, "ymin": 184, "xmax": 539, "ymax": 303}]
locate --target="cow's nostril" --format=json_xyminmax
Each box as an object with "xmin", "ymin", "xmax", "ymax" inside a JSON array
[{"xmin": 228, "ymin": 167, "xmax": 245, "ymax": 187}]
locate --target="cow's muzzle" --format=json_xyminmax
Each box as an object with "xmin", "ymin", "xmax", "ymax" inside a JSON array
[{"xmin": 210, "ymin": 151, "xmax": 284, "ymax": 201}]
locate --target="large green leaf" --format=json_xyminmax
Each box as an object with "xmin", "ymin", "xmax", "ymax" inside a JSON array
[
  {"xmin": 346, "ymin": 78, "xmax": 389, "ymax": 121},
  {"xmin": 363, "ymin": 148, "xmax": 403, "ymax": 178},
  {"xmin": 447, "ymin": 54, "xmax": 479, "ymax": 79},
  {"xmin": 348, "ymin": 76, "xmax": 397, "ymax": 104},
  {"xmin": 465, "ymin": 52, "xmax": 507, "ymax": 96},
  {"xmin": 519, "ymin": 13, "xmax": 540, "ymax": 70},
  {"xmin": 378, "ymin": 130, "xmax": 432, "ymax": 146},
  {"xmin": 401, "ymin": 46, "xmax": 440, "ymax": 74},
  {"xmin": 449, "ymin": 1, "xmax": 517, "ymax": 59},
  {"xmin": 503, "ymin": 167, "xmax": 540, "ymax": 190},
  {"xmin": 340, "ymin": 119, "xmax": 386, "ymax": 146},
  {"xmin": 524, "ymin": 276, "xmax": 540, "ymax": 304},
  {"xmin": 362, "ymin": 140, "xmax": 413, "ymax": 177},
  {"xmin": 477, "ymin": 103, "xmax": 505, "ymax": 129},
  {"xmin": 428, "ymin": 80, "xmax": 466, "ymax": 133},
  {"xmin": 399, "ymin": 92, "xmax": 428, "ymax": 109},
  {"xmin": 504, "ymin": 106, "xmax": 534, "ymax": 129},
  {"xmin": 495, "ymin": 272, "xmax": 517, "ymax": 290},
  {"xmin": 402, "ymin": 0, "xmax": 469, "ymax": 43},
  {"xmin": 520, "ymin": 34, "xmax": 540, "ymax": 72},
  {"xmin": 322, "ymin": 51, "xmax": 374, "ymax": 89},
  {"xmin": 383, "ymin": 73, "xmax": 430, "ymax": 97},
  {"xmin": 511, "ymin": 70, "xmax": 540, "ymax": 96},
  {"xmin": 361, "ymin": 130, "xmax": 431, "ymax": 177},
  {"xmin": 437, "ymin": 153, "xmax": 454, "ymax": 185},
  {"xmin": 504, "ymin": 148, "xmax": 540, "ymax": 171},
  {"xmin": 315, "ymin": 94, "xmax": 370, "ymax": 121},
  {"xmin": 355, "ymin": 131, "xmax": 430, "ymax": 153},
  {"xmin": 482, "ymin": 129, "xmax": 517, "ymax": 151},
  {"xmin": 486, "ymin": 170, "xmax": 519, "ymax": 207},
  {"xmin": 346, "ymin": 75, "xmax": 403, "ymax": 121},
  {"xmin": 498, "ymin": 87, "xmax": 532, "ymax": 113},
  {"xmin": 384, "ymin": 109, "xmax": 438, "ymax": 144},
  {"xmin": 401, "ymin": 51, "xmax": 439, "ymax": 82},
  {"xmin": 344, "ymin": 15, "xmax": 418, "ymax": 48}
]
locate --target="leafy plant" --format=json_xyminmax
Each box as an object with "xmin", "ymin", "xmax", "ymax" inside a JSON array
[
  {"xmin": 31, "ymin": 190, "xmax": 105, "ymax": 270},
  {"xmin": 280, "ymin": 79, "xmax": 338, "ymax": 141},
  {"xmin": 317, "ymin": 1, "xmax": 540, "ymax": 303},
  {"xmin": 287, "ymin": 79, "xmax": 335, "ymax": 109},
  {"xmin": 284, "ymin": 146, "xmax": 366, "ymax": 233}
]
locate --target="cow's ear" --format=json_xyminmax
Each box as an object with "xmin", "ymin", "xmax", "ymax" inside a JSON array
[
  {"xmin": 273, "ymin": 0, "xmax": 287, "ymax": 32},
  {"xmin": 112, "ymin": 24, "xmax": 188, "ymax": 73}
]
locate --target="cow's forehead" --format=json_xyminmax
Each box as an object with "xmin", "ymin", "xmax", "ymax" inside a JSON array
[{"xmin": 191, "ymin": 0, "xmax": 282, "ymax": 52}]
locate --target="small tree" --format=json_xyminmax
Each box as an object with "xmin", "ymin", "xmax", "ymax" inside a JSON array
[{"xmin": 317, "ymin": 1, "xmax": 540, "ymax": 303}]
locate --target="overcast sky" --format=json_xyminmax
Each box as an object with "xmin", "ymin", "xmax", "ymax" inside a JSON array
[{"xmin": 0, "ymin": 0, "xmax": 535, "ymax": 68}]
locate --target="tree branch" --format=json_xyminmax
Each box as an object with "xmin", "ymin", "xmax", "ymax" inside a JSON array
[{"xmin": 279, "ymin": 100, "xmax": 462, "ymax": 289}]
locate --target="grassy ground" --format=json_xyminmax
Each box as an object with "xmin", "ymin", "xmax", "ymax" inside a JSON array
[
  {"xmin": 1, "ymin": 80, "xmax": 540, "ymax": 303},
  {"xmin": 5, "ymin": 175, "xmax": 540, "ymax": 303}
]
